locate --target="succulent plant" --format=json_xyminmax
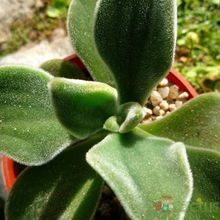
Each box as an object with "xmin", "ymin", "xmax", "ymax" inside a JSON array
[{"xmin": 0, "ymin": 0, "xmax": 220, "ymax": 219}]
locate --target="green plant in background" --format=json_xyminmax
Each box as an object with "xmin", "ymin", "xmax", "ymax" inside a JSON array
[
  {"xmin": 0, "ymin": 8, "xmax": 66, "ymax": 58},
  {"xmin": 47, "ymin": 0, "xmax": 70, "ymax": 18},
  {"xmin": 175, "ymin": 0, "xmax": 220, "ymax": 92},
  {"xmin": 0, "ymin": 0, "xmax": 220, "ymax": 219}
]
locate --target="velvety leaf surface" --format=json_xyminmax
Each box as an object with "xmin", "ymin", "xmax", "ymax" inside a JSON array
[
  {"xmin": 94, "ymin": 0, "xmax": 177, "ymax": 104},
  {"xmin": 87, "ymin": 132, "xmax": 193, "ymax": 220},
  {"xmin": 103, "ymin": 102, "xmax": 145, "ymax": 133},
  {"xmin": 140, "ymin": 93, "xmax": 220, "ymax": 152},
  {"xmin": 6, "ymin": 135, "xmax": 104, "ymax": 220},
  {"xmin": 49, "ymin": 78, "xmax": 118, "ymax": 139},
  {"xmin": 0, "ymin": 66, "xmax": 74, "ymax": 165},
  {"xmin": 40, "ymin": 59, "xmax": 86, "ymax": 79},
  {"xmin": 185, "ymin": 146, "xmax": 220, "ymax": 219},
  {"xmin": 117, "ymin": 102, "xmax": 145, "ymax": 133},
  {"xmin": 67, "ymin": 0, "xmax": 115, "ymax": 86}
]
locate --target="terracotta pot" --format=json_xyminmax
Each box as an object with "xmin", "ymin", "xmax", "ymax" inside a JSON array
[{"xmin": 1, "ymin": 54, "xmax": 198, "ymax": 192}]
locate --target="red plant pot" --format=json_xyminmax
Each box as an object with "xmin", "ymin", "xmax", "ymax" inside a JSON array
[{"xmin": 1, "ymin": 54, "xmax": 198, "ymax": 192}]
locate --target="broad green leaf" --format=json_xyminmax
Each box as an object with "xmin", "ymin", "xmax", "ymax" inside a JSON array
[
  {"xmin": 40, "ymin": 59, "xmax": 86, "ymax": 79},
  {"xmin": 87, "ymin": 133, "xmax": 193, "ymax": 220},
  {"xmin": 6, "ymin": 134, "xmax": 104, "ymax": 220},
  {"xmin": 67, "ymin": 0, "xmax": 115, "ymax": 86},
  {"xmin": 185, "ymin": 146, "xmax": 220, "ymax": 219},
  {"xmin": 48, "ymin": 78, "xmax": 118, "ymax": 139},
  {"xmin": 140, "ymin": 93, "xmax": 220, "ymax": 152},
  {"xmin": 94, "ymin": 0, "xmax": 177, "ymax": 104},
  {"xmin": 0, "ymin": 65, "xmax": 75, "ymax": 165}
]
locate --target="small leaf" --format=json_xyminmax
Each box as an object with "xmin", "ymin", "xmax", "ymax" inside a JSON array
[
  {"xmin": 67, "ymin": 0, "xmax": 115, "ymax": 86},
  {"xmin": 185, "ymin": 146, "xmax": 220, "ymax": 219},
  {"xmin": 118, "ymin": 102, "xmax": 145, "ymax": 133},
  {"xmin": 40, "ymin": 59, "xmax": 86, "ymax": 79},
  {"xmin": 46, "ymin": 0, "xmax": 70, "ymax": 18},
  {"xmin": 48, "ymin": 78, "xmax": 118, "ymax": 139},
  {"xmin": 87, "ymin": 133, "xmax": 193, "ymax": 220},
  {"xmin": 47, "ymin": 7, "xmax": 62, "ymax": 18},
  {"xmin": 140, "ymin": 93, "xmax": 220, "ymax": 152},
  {"xmin": 104, "ymin": 103, "xmax": 145, "ymax": 133},
  {"xmin": 0, "ymin": 66, "xmax": 74, "ymax": 165},
  {"xmin": 103, "ymin": 116, "xmax": 120, "ymax": 133},
  {"xmin": 94, "ymin": 0, "xmax": 177, "ymax": 104},
  {"xmin": 6, "ymin": 135, "xmax": 104, "ymax": 220}
]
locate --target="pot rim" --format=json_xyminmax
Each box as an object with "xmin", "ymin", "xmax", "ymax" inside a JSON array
[{"xmin": 1, "ymin": 54, "xmax": 198, "ymax": 192}]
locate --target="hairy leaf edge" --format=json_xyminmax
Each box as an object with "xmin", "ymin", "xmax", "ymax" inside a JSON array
[
  {"xmin": 0, "ymin": 65, "xmax": 76, "ymax": 166},
  {"xmin": 86, "ymin": 135, "xmax": 193, "ymax": 220}
]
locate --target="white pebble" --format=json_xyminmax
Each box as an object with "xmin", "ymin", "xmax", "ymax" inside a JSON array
[
  {"xmin": 159, "ymin": 109, "xmax": 165, "ymax": 116},
  {"xmin": 143, "ymin": 77, "xmax": 190, "ymax": 123},
  {"xmin": 156, "ymin": 116, "xmax": 163, "ymax": 120},
  {"xmin": 159, "ymin": 100, "xmax": 169, "ymax": 110},
  {"xmin": 168, "ymin": 85, "xmax": 179, "ymax": 100},
  {"xmin": 150, "ymin": 91, "xmax": 162, "ymax": 106},
  {"xmin": 151, "ymin": 116, "xmax": 157, "ymax": 121},
  {"xmin": 158, "ymin": 86, "xmax": 170, "ymax": 99},
  {"xmin": 143, "ymin": 107, "xmax": 153, "ymax": 116},
  {"xmin": 143, "ymin": 118, "xmax": 152, "ymax": 123},
  {"xmin": 178, "ymin": 92, "xmax": 189, "ymax": 99},
  {"xmin": 159, "ymin": 78, "xmax": 168, "ymax": 87},
  {"xmin": 153, "ymin": 106, "xmax": 160, "ymax": 116},
  {"xmin": 175, "ymin": 100, "xmax": 183, "ymax": 108},
  {"xmin": 169, "ymin": 104, "xmax": 176, "ymax": 111},
  {"xmin": 165, "ymin": 111, "xmax": 171, "ymax": 116}
]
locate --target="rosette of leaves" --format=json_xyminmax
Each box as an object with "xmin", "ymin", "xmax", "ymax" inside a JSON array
[{"xmin": 0, "ymin": 0, "xmax": 219, "ymax": 219}]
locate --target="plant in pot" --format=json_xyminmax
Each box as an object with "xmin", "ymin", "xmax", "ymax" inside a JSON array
[{"xmin": 0, "ymin": 0, "xmax": 220, "ymax": 220}]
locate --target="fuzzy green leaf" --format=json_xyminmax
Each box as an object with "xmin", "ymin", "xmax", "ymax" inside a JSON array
[
  {"xmin": 67, "ymin": 0, "xmax": 115, "ymax": 86},
  {"xmin": 103, "ymin": 102, "xmax": 145, "ymax": 133},
  {"xmin": 6, "ymin": 135, "xmax": 104, "ymax": 220},
  {"xmin": 40, "ymin": 59, "xmax": 86, "ymax": 79},
  {"xmin": 185, "ymin": 146, "xmax": 220, "ymax": 219},
  {"xmin": 117, "ymin": 102, "xmax": 145, "ymax": 133},
  {"xmin": 48, "ymin": 78, "xmax": 118, "ymax": 139},
  {"xmin": 0, "ymin": 66, "xmax": 75, "ymax": 166},
  {"xmin": 140, "ymin": 93, "xmax": 220, "ymax": 152},
  {"xmin": 87, "ymin": 132, "xmax": 193, "ymax": 220},
  {"xmin": 103, "ymin": 116, "xmax": 120, "ymax": 133},
  {"xmin": 94, "ymin": 0, "xmax": 177, "ymax": 104}
]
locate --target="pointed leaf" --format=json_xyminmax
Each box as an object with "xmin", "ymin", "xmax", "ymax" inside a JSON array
[
  {"xmin": 117, "ymin": 102, "xmax": 145, "ymax": 133},
  {"xmin": 103, "ymin": 116, "xmax": 120, "ymax": 133},
  {"xmin": 185, "ymin": 146, "xmax": 220, "ymax": 219},
  {"xmin": 0, "ymin": 66, "xmax": 75, "ymax": 165},
  {"xmin": 104, "ymin": 103, "xmax": 145, "ymax": 133},
  {"xmin": 40, "ymin": 59, "xmax": 86, "ymax": 79},
  {"xmin": 6, "ymin": 135, "xmax": 104, "ymax": 220},
  {"xmin": 87, "ymin": 133, "xmax": 193, "ymax": 220},
  {"xmin": 94, "ymin": 0, "xmax": 177, "ymax": 104},
  {"xmin": 48, "ymin": 78, "xmax": 118, "ymax": 139},
  {"xmin": 140, "ymin": 93, "xmax": 220, "ymax": 152},
  {"xmin": 67, "ymin": 0, "xmax": 115, "ymax": 86}
]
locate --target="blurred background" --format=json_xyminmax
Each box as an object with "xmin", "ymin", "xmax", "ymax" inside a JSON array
[
  {"xmin": 0, "ymin": 0, "xmax": 220, "ymax": 93},
  {"xmin": 0, "ymin": 0, "xmax": 219, "ymax": 218}
]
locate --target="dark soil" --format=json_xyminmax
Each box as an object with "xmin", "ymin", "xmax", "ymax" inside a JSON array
[{"xmin": 94, "ymin": 185, "xmax": 130, "ymax": 220}]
